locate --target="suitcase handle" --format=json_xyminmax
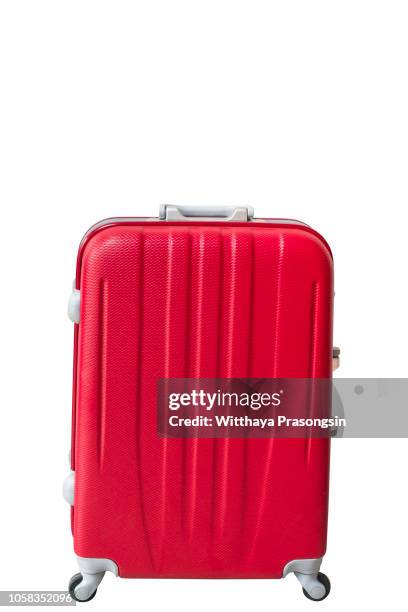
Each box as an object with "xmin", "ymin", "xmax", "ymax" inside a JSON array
[{"xmin": 159, "ymin": 204, "xmax": 254, "ymax": 222}]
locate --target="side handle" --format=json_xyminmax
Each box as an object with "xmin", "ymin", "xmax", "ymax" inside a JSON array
[{"xmin": 332, "ymin": 347, "xmax": 340, "ymax": 371}]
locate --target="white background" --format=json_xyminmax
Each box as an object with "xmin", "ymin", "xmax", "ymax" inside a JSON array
[{"xmin": 0, "ymin": 1, "xmax": 407, "ymax": 610}]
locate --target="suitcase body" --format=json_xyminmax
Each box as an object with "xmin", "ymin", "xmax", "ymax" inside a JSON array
[{"xmin": 65, "ymin": 206, "xmax": 334, "ymax": 601}]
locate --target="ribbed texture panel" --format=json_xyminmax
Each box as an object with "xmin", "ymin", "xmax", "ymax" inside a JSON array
[{"xmin": 74, "ymin": 223, "xmax": 333, "ymax": 578}]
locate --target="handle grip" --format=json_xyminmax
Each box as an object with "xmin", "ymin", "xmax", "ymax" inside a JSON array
[{"xmin": 159, "ymin": 204, "xmax": 254, "ymax": 222}]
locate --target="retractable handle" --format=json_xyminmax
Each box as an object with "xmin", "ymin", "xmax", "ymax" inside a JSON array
[{"xmin": 159, "ymin": 204, "xmax": 254, "ymax": 222}]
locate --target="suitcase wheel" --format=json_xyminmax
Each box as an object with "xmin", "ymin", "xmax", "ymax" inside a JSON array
[
  {"xmin": 302, "ymin": 572, "xmax": 331, "ymax": 601},
  {"xmin": 68, "ymin": 573, "xmax": 98, "ymax": 603}
]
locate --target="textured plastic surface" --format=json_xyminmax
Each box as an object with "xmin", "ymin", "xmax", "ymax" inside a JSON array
[{"xmin": 72, "ymin": 221, "xmax": 333, "ymax": 579}]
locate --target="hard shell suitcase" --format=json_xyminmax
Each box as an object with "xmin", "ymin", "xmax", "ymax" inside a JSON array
[{"xmin": 64, "ymin": 205, "xmax": 334, "ymax": 601}]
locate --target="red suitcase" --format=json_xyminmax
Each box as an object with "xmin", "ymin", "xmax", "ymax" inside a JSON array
[{"xmin": 64, "ymin": 205, "xmax": 334, "ymax": 602}]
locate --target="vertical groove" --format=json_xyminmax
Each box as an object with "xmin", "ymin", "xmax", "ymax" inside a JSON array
[
  {"xmin": 226, "ymin": 233, "xmax": 238, "ymax": 374},
  {"xmin": 273, "ymin": 233, "xmax": 285, "ymax": 378},
  {"xmin": 134, "ymin": 233, "xmax": 154, "ymax": 569},
  {"xmin": 246, "ymin": 234, "xmax": 256, "ymax": 378},
  {"xmin": 182, "ymin": 234, "xmax": 192, "ymax": 539},
  {"xmin": 309, "ymin": 282, "xmax": 319, "ymax": 379},
  {"xmin": 247, "ymin": 232, "xmax": 285, "ymax": 562},
  {"xmin": 186, "ymin": 232, "xmax": 206, "ymax": 543},
  {"xmin": 98, "ymin": 279, "xmax": 108, "ymax": 470},
  {"xmin": 214, "ymin": 230, "xmax": 224, "ymax": 376},
  {"xmin": 305, "ymin": 281, "xmax": 319, "ymax": 465},
  {"xmin": 242, "ymin": 234, "xmax": 255, "ymax": 529},
  {"xmin": 212, "ymin": 231, "xmax": 233, "ymax": 540},
  {"xmin": 158, "ymin": 233, "xmax": 174, "ymax": 564}
]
